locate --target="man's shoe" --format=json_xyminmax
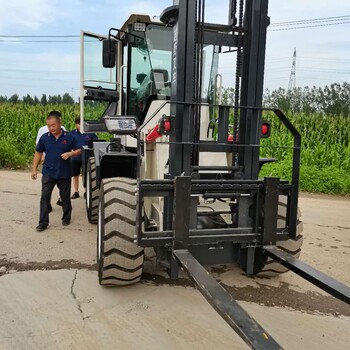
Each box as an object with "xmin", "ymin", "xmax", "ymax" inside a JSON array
[
  {"xmin": 62, "ymin": 220, "xmax": 70, "ymax": 226},
  {"xmin": 56, "ymin": 198, "xmax": 63, "ymax": 206},
  {"xmin": 36, "ymin": 224, "xmax": 47, "ymax": 232},
  {"xmin": 71, "ymin": 192, "xmax": 80, "ymax": 199}
]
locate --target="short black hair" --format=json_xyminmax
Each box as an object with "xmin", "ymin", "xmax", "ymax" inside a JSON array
[
  {"xmin": 47, "ymin": 110, "xmax": 62, "ymax": 122},
  {"xmin": 74, "ymin": 116, "xmax": 81, "ymax": 124},
  {"xmin": 47, "ymin": 110, "xmax": 61, "ymax": 118}
]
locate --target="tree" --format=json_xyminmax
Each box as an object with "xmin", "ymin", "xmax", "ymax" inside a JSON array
[
  {"xmin": 9, "ymin": 94, "xmax": 19, "ymax": 103},
  {"xmin": 41, "ymin": 94, "xmax": 48, "ymax": 106},
  {"xmin": 48, "ymin": 95, "xmax": 56, "ymax": 104},
  {"xmin": 23, "ymin": 94, "xmax": 34, "ymax": 105},
  {"xmin": 220, "ymin": 87, "xmax": 235, "ymax": 105},
  {"xmin": 263, "ymin": 83, "xmax": 350, "ymax": 117},
  {"xmin": 62, "ymin": 93, "xmax": 74, "ymax": 105},
  {"xmin": 264, "ymin": 88, "xmax": 292, "ymax": 112}
]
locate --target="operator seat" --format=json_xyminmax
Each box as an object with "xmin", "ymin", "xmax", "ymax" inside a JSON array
[
  {"xmin": 151, "ymin": 68, "xmax": 169, "ymax": 92},
  {"xmin": 136, "ymin": 68, "xmax": 171, "ymax": 124}
]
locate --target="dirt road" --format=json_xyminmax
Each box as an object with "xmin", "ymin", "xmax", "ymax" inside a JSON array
[{"xmin": 0, "ymin": 169, "xmax": 349, "ymax": 349}]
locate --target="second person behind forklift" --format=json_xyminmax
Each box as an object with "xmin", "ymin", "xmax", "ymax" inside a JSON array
[{"xmin": 70, "ymin": 116, "xmax": 98, "ymax": 199}]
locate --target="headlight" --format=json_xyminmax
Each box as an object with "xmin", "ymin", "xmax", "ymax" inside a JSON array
[
  {"xmin": 133, "ymin": 22, "xmax": 146, "ymax": 32},
  {"xmin": 103, "ymin": 115, "xmax": 137, "ymax": 134}
]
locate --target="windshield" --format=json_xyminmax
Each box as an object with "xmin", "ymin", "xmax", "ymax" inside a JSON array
[{"xmin": 127, "ymin": 24, "xmax": 172, "ymax": 120}]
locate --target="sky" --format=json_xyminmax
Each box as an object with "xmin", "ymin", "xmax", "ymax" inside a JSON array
[{"xmin": 0, "ymin": 0, "xmax": 350, "ymax": 99}]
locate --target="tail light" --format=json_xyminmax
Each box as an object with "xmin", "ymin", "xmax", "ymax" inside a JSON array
[{"xmin": 261, "ymin": 121, "xmax": 270, "ymax": 138}]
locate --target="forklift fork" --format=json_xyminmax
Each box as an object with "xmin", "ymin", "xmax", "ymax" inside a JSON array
[{"xmin": 172, "ymin": 176, "xmax": 350, "ymax": 349}]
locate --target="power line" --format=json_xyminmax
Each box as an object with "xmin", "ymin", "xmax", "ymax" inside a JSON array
[
  {"xmin": 269, "ymin": 20, "xmax": 350, "ymax": 31},
  {"xmin": 0, "ymin": 35, "xmax": 79, "ymax": 38},
  {"xmin": 0, "ymin": 40, "xmax": 78, "ymax": 43},
  {"xmin": 0, "ymin": 14, "xmax": 349, "ymax": 42},
  {"xmin": 1, "ymin": 15, "xmax": 350, "ymax": 35},
  {"xmin": 270, "ymin": 14, "xmax": 350, "ymax": 26},
  {"xmin": 268, "ymin": 56, "xmax": 350, "ymax": 64},
  {"xmin": 0, "ymin": 34, "xmax": 80, "ymax": 43}
]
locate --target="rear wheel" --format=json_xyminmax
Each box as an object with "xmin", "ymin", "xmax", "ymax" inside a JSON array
[
  {"xmin": 97, "ymin": 177, "xmax": 144, "ymax": 286},
  {"xmin": 86, "ymin": 158, "xmax": 99, "ymax": 224},
  {"xmin": 256, "ymin": 196, "xmax": 304, "ymax": 276}
]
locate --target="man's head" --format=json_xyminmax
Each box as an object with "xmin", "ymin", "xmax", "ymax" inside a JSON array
[{"xmin": 46, "ymin": 110, "xmax": 62, "ymax": 136}]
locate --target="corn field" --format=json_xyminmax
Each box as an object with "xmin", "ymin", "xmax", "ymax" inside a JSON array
[
  {"xmin": 260, "ymin": 111, "xmax": 350, "ymax": 194},
  {"xmin": 0, "ymin": 103, "xmax": 107, "ymax": 165},
  {"xmin": 0, "ymin": 103, "xmax": 349, "ymax": 194},
  {"xmin": 260, "ymin": 111, "xmax": 350, "ymax": 172},
  {"xmin": 0, "ymin": 104, "xmax": 78, "ymax": 159}
]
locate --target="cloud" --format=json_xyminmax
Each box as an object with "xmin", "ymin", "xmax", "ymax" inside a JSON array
[{"xmin": 0, "ymin": 0, "xmax": 59, "ymax": 32}]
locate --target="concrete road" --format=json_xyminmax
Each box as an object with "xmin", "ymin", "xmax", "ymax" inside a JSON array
[{"xmin": 0, "ymin": 170, "xmax": 349, "ymax": 349}]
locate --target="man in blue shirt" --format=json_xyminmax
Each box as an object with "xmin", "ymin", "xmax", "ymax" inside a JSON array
[
  {"xmin": 31, "ymin": 111, "xmax": 81, "ymax": 232},
  {"xmin": 70, "ymin": 116, "xmax": 97, "ymax": 199},
  {"xmin": 35, "ymin": 111, "xmax": 66, "ymax": 210}
]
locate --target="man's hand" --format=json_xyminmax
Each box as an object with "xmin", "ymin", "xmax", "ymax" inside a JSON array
[
  {"xmin": 61, "ymin": 152, "xmax": 72, "ymax": 160},
  {"xmin": 31, "ymin": 170, "xmax": 37, "ymax": 180},
  {"xmin": 32, "ymin": 151, "xmax": 42, "ymax": 180}
]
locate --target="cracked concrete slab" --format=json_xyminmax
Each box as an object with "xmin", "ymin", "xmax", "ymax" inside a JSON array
[
  {"xmin": 0, "ymin": 269, "xmax": 246, "ymax": 349},
  {"xmin": 0, "ymin": 269, "xmax": 349, "ymax": 350}
]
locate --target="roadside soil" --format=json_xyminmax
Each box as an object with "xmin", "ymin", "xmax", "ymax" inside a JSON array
[{"xmin": 0, "ymin": 169, "xmax": 349, "ymax": 349}]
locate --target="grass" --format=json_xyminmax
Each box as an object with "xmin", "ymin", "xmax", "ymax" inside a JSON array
[{"xmin": 260, "ymin": 160, "xmax": 350, "ymax": 195}]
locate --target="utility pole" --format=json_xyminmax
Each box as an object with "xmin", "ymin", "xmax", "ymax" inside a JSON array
[{"xmin": 288, "ymin": 47, "xmax": 296, "ymax": 90}]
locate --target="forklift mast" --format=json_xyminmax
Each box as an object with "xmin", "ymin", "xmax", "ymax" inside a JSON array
[
  {"xmin": 167, "ymin": 0, "xmax": 268, "ymax": 179},
  {"xmin": 160, "ymin": 0, "xmax": 271, "ymax": 248}
]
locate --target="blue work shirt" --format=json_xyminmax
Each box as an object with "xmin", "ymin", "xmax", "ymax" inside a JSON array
[
  {"xmin": 36, "ymin": 129, "xmax": 80, "ymax": 179},
  {"xmin": 69, "ymin": 129, "xmax": 98, "ymax": 161}
]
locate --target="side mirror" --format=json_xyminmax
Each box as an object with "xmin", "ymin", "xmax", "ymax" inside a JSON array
[{"xmin": 102, "ymin": 38, "xmax": 116, "ymax": 68}]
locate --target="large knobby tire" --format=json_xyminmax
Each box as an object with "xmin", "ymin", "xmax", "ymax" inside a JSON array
[
  {"xmin": 86, "ymin": 158, "xmax": 99, "ymax": 224},
  {"xmin": 97, "ymin": 177, "xmax": 144, "ymax": 286},
  {"xmin": 258, "ymin": 195, "xmax": 304, "ymax": 276}
]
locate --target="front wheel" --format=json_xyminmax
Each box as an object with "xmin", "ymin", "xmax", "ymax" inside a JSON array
[
  {"xmin": 97, "ymin": 177, "xmax": 144, "ymax": 286},
  {"xmin": 86, "ymin": 157, "xmax": 99, "ymax": 224}
]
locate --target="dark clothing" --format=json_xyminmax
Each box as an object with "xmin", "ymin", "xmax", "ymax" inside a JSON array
[
  {"xmin": 39, "ymin": 176, "xmax": 71, "ymax": 226},
  {"xmin": 69, "ymin": 129, "xmax": 97, "ymax": 161},
  {"xmin": 36, "ymin": 129, "xmax": 79, "ymax": 227},
  {"xmin": 36, "ymin": 129, "xmax": 80, "ymax": 179},
  {"xmin": 71, "ymin": 159, "xmax": 82, "ymax": 177}
]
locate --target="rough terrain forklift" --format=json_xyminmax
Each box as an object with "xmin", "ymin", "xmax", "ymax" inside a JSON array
[{"xmin": 80, "ymin": 0, "xmax": 349, "ymax": 347}]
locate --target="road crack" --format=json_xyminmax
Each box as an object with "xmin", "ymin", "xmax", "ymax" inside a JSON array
[{"xmin": 70, "ymin": 270, "xmax": 90, "ymax": 320}]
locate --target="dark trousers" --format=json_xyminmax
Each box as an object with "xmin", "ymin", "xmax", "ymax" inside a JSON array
[{"xmin": 39, "ymin": 176, "xmax": 72, "ymax": 226}]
